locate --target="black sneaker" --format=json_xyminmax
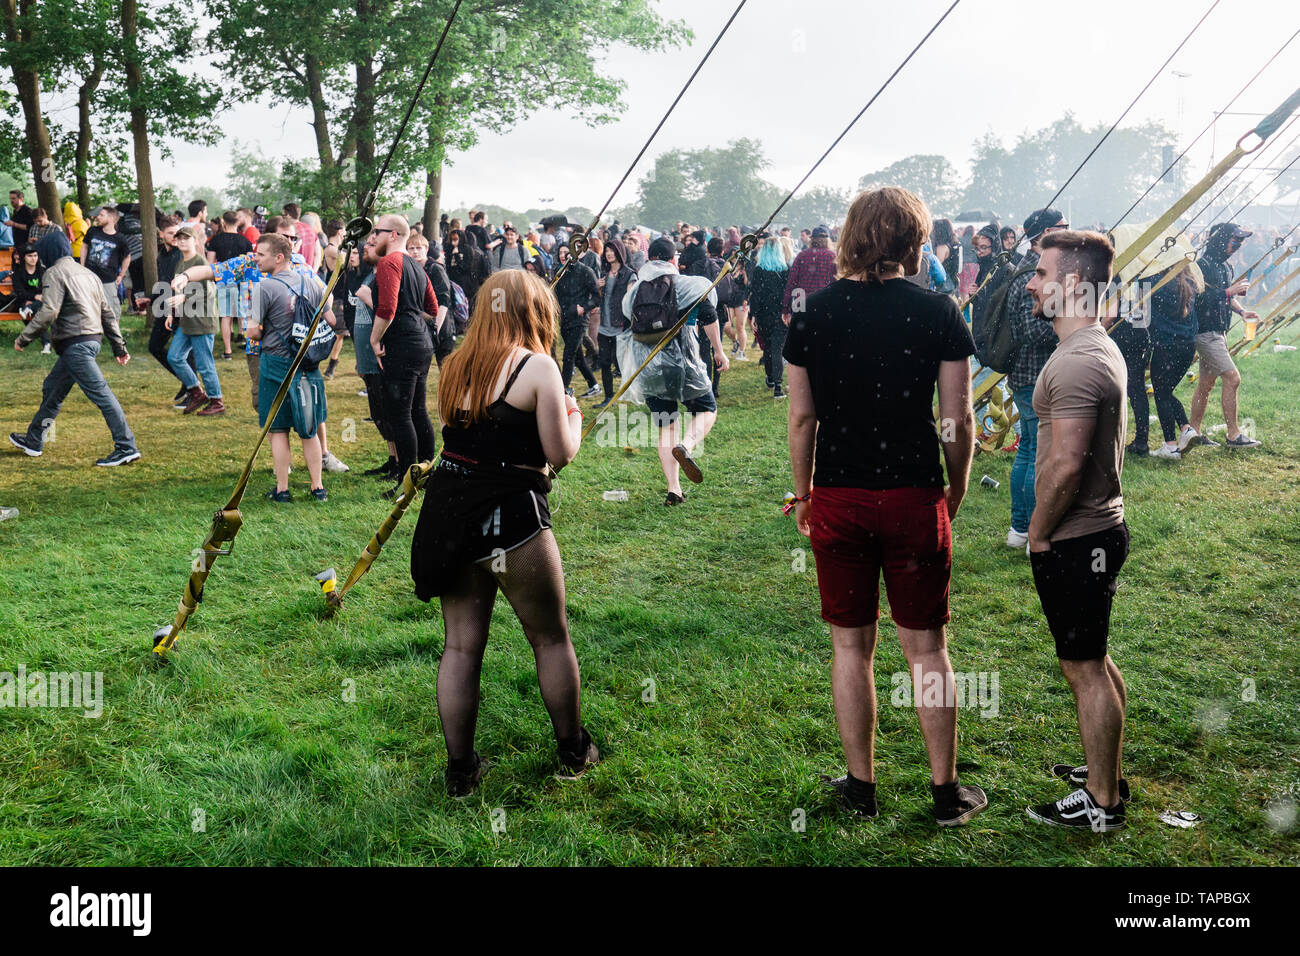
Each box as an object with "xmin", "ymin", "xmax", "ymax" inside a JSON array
[
  {"xmin": 310, "ymin": 487, "xmax": 328, "ymax": 503},
  {"xmin": 8, "ymin": 433, "xmax": 41, "ymax": 457},
  {"xmin": 1124, "ymin": 441, "xmax": 1148, "ymax": 458},
  {"xmin": 821, "ymin": 774, "xmax": 879, "ymax": 818},
  {"xmin": 1049, "ymin": 763, "xmax": 1131, "ymax": 804},
  {"xmin": 173, "ymin": 385, "xmax": 187, "ymax": 404},
  {"xmin": 556, "ymin": 727, "xmax": 600, "ymax": 780},
  {"xmin": 362, "ymin": 457, "xmax": 396, "ymax": 477},
  {"xmin": 580, "ymin": 384, "xmax": 601, "ymax": 399},
  {"xmin": 95, "ymin": 448, "xmax": 141, "ymax": 467},
  {"xmin": 664, "ymin": 491, "xmax": 686, "ymax": 506},
  {"xmin": 1193, "ymin": 433, "xmax": 1221, "ymax": 448},
  {"xmin": 1027, "ymin": 786, "xmax": 1125, "ymax": 831},
  {"xmin": 445, "ymin": 753, "xmax": 488, "ymax": 798},
  {"xmin": 932, "ymin": 781, "xmax": 988, "ymax": 827},
  {"xmin": 1225, "ymin": 433, "xmax": 1261, "ymax": 449},
  {"xmin": 265, "ymin": 488, "xmax": 292, "ymax": 503},
  {"xmin": 773, "ymin": 385, "xmax": 786, "ymax": 400},
  {"xmin": 381, "ymin": 483, "xmax": 402, "ymax": 501}
]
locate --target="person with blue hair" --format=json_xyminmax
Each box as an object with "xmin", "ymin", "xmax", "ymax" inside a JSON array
[
  {"xmin": 751, "ymin": 235, "xmax": 791, "ymax": 398},
  {"xmin": 9, "ymin": 232, "xmax": 140, "ymax": 466}
]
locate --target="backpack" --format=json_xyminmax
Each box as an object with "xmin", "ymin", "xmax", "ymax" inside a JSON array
[
  {"xmin": 450, "ymin": 280, "xmax": 470, "ymax": 334},
  {"xmin": 270, "ymin": 273, "xmax": 335, "ymax": 369},
  {"xmin": 972, "ymin": 262, "xmax": 1035, "ymax": 373},
  {"xmin": 630, "ymin": 273, "xmax": 678, "ymax": 344}
]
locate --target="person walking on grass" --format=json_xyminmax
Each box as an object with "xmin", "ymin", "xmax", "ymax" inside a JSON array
[
  {"xmin": 165, "ymin": 224, "xmax": 226, "ymax": 416},
  {"xmin": 1188, "ymin": 223, "xmax": 1262, "ymax": 450},
  {"xmin": 411, "ymin": 270, "xmax": 598, "ymax": 797},
  {"xmin": 1023, "ymin": 230, "xmax": 1131, "ymax": 832},
  {"xmin": 785, "ymin": 186, "xmax": 983, "ymax": 827},
  {"xmin": 619, "ymin": 236, "xmax": 729, "ymax": 506},
  {"xmin": 9, "ymin": 232, "xmax": 140, "ymax": 466}
]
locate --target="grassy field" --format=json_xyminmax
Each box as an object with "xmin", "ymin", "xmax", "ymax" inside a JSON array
[{"xmin": 0, "ymin": 312, "xmax": 1297, "ymax": 866}]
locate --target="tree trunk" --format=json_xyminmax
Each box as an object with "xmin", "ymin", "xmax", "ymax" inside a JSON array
[
  {"xmin": 2, "ymin": 0, "xmax": 62, "ymax": 225},
  {"xmin": 75, "ymin": 53, "xmax": 105, "ymax": 211},
  {"xmin": 304, "ymin": 52, "xmax": 345, "ymax": 213},
  {"xmin": 353, "ymin": 0, "xmax": 376, "ymax": 210},
  {"xmin": 121, "ymin": 0, "xmax": 157, "ymax": 326},
  {"xmin": 423, "ymin": 122, "xmax": 443, "ymax": 242}
]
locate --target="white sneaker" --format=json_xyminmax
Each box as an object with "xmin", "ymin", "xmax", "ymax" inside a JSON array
[
  {"xmin": 1176, "ymin": 425, "xmax": 1198, "ymax": 453},
  {"xmin": 322, "ymin": 452, "xmax": 350, "ymax": 473},
  {"xmin": 1006, "ymin": 528, "xmax": 1029, "ymax": 548},
  {"xmin": 1150, "ymin": 444, "xmax": 1182, "ymax": 460},
  {"xmin": 40, "ymin": 343, "xmax": 52, "ymax": 355}
]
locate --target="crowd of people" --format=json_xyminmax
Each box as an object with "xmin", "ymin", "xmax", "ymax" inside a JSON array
[{"xmin": 0, "ymin": 179, "xmax": 1288, "ymax": 831}]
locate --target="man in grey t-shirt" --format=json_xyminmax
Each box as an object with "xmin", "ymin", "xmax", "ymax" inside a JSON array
[{"xmin": 493, "ymin": 226, "xmax": 527, "ymax": 271}]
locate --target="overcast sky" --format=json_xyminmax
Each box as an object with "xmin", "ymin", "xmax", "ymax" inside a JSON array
[{"xmin": 145, "ymin": 0, "xmax": 1298, "ymax": 213}]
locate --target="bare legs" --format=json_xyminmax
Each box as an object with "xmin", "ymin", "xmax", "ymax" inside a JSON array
[
  {"xmin": 269, "ymin": 431, "xmax": 323, "ymax": 493},
  {"xmin": 655, "ymin": 410, "xmax": 717, "ymax": 496},
  {"xmin": 1059, "ymin": 655, "xmax": 1126, "ymax": 807}
]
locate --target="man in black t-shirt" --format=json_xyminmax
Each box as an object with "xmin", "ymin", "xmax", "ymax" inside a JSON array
[
  {"xmin": 206, "ymin": 211, "xmax": 254, "ymax": 359},
  {"xmin": 5, "ymin": 190, "xmax": 35, "ymax": 249},
  {"xmin": 81, "ymin": 206, "xmax": 132, "ymax": 315}
]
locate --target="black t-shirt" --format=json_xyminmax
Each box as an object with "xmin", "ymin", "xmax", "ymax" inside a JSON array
[
  {"xmin": 207, "ymin": 231, "xmax": 253, "ymax": 263},
  {"xmin": 784, "ymin": 277, "xmax": 975, "ymax": 490},
  {"xmin": 10, "ymin": 204, "xmax": 34, "ymax": 245},
  {"xmin": 82, "ymin": 227, "xmax": 131, "ymax": 282}
]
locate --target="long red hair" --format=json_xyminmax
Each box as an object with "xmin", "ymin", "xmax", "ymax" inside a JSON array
[{"xmin": 437, "ymin": 270, "xmax": 558, "ymax": 426}]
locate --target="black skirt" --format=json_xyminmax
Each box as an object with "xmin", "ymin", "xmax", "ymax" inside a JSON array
[{"xmin": 410, "ymin": 456, "xmax": 553, "ymax": 601}]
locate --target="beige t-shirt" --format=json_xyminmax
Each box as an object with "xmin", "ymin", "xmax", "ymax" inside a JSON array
[{"xmin": 1032, "ymin": 322, "xmax": 1126, "ymax": 541}]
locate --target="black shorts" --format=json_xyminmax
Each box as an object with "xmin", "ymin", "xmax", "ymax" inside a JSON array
[
  {"xmin": 469, "ymin": 487, "xmax": 551, "ymax": 561},
  {"xmin": 644, "ymin": 392, "xmax": 717, "ymax": 423},
  {"xmin": 1030, "ymin": 523, "xmax": 1129, "ymax": 660}
]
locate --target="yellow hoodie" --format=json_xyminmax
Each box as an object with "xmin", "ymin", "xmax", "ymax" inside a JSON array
[{"xmin": 63, "ymin": 201, "xmax": 88, "ymax": 258}]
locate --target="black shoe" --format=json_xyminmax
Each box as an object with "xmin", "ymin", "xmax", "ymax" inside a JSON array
[
  {"xmin": 773, "ymin": 385, "xmax": 786, "ymax": 400},
  {"xmin": 8, "ymin": 432, "xmax": 41, "ymax": 457},
  {"xmin": 1124, "ymin": 441, "xmax": 1148, "ymax": 458},
  {"xmin": 1027, "ymin": 786, "xmax": 1125, "ymax": 831},
  {"xmin": 932, "ymin": 781, "xmax": 988, "ymax": 827},
  {"xmin": 445, "ymin": 753, "xmax": 488, "ymax": 798},
  {"xmin": 821, "ymin": 774, "xmax": 879, "ymax": 818},
  {"xmin": 592, "ymin": 399, "xmax": 612, "ymax": 411},
  {"xmin": 664, "ymin": 491, "xmax": 686, "ymax": 506},
  {"xmin": 95, "ymin": 448, "xmax": 141, "ymax": 467},
  {"xmin": 1225, "ymin": 433, "xmax": 1261, "ymax": 449},
  {"xmin": 580, "ymin": 384, "xmax": 601, "ymax": 399},
  {"xmin": 362, "ymin": 457, "xmax": 397, "ymax": 477},
  {"xmin": 1049, "ymin": 763, "xmax": 1131, "ymax": 804},
  {"xmin": 556, "ymin": 728, "xmax": 599, "ymax": 780},
  {"xmin": 173, "ymin": 385, "xmax": 188, "ymax": 403},
  {"xmin": 265, "ymin": 488, "xmax": 292, "ymax": 503},
  {"xmin": 672, "ymin": 443, "xmax": 703, "ymax": 484},
  {"xmin": 310, "ymin": 487, "xmax": 327, "ymax": 502},
  {"xmin": 381, "ymin": 483, "xmax": 401, "ymax": 501}
]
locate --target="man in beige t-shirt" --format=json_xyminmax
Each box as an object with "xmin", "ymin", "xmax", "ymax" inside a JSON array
[{"xmin": 1022, "ymin": 230, "xmax": 1131, "ymax": 832}]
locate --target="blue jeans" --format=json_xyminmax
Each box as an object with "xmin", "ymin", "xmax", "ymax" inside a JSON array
[
  {"xmin": 25, "ymin": 339, "xmax": 136, "ymax": 453},
  {"xmin": 168, "ymin": 331, "xmax": 222, "ymax": 397},
  {"xmin": 1010, "ymin": 385, "xmax": 1038, "ymax": 534}
]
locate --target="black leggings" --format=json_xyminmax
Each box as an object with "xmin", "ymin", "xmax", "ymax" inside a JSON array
[
  {"xmin": 1150, "ymin": 337, "xmax": 1196, "ymax": 443},
  {"xmin": 560, "ymin": 318, "xmax": 595, "ymax": 391},
  {"xmin": 1112, "ymin": 322, "xmax": 1152, "ymax": 445},
  {"xmin": 597, "ymin": 334, "xmax": 619, "ymax": 398},
  {"xmin": 755, "ymin": 312, "xmax": 787, "ymax": 387},
  {"xmin": 380, "ymin": 347, "xmax": 435, "ymax": 474}
]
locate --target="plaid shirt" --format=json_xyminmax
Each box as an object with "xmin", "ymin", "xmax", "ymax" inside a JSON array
[
  {"xmin": 781, "ymin": 246, "xmax": 838, "ymax": 312},
  {"xmin": 1006, "ymin": 249, "xmax": 1058, "ymax": 393}
]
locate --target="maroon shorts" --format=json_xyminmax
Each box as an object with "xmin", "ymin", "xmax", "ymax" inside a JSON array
[{"xmin": 808, "ymin": 486, "xmax": 953, "ymax": 630}]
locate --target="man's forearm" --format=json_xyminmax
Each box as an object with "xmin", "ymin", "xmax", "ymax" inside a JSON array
[
  {"xmin": 705, "ymin": 321, "xmax": 724, "ymax": 359},
  {"xmin": 788, "ymin": 419, "xmax": 816, "ymax": 495},
  {"xmin": 941, "ymin": 412, "xmax": 975, "ymax": 494},
  {"xmin": 1027, "ymin": 454, "xmax": 1084, "ymax": 542}
]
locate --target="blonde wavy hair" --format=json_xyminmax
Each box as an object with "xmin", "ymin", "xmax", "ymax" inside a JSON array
[{"xmin": 836, "ymin": 186, "xmax": 932, "ymax": 283}]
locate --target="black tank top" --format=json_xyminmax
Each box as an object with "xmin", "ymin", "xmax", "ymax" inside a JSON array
[{"xmin": 441, "ymin": 354, "xmax": 548, "ymax": 468}]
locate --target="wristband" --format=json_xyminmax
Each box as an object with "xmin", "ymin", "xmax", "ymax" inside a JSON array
[
  {"xmin": 567, "ymin": 407, "xmax": 582, "ymax": 417},
  {"xmin": 782, "ymin": 491, "xmax": 811, "ymax": 515}
]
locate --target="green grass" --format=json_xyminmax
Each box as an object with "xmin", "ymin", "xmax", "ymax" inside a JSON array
[{"xmin": 0, "ymin": 314, "xmax": 1297, "ymax": 865}]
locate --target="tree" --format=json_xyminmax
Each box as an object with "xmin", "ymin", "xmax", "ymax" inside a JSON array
[
  {"xmin": 780, "ymin": 185, "xmax": 853, "ymax": 231},
  {"xmin": 632, "ymin": 140, "xmax": 781, "ymax": 231},
  {"xmin": 1, "ymin": 0, "xmax": 61, "ymax": 222},
  {"xmin": 858, "ymin": 154, "xmax": 962, "ymax": 217},
  {"xmin": 210, "ymin": 0, "xmax": 690, "ymax": 230}
]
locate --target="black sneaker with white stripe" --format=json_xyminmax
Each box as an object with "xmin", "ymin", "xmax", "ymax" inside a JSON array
[
  {"xmin": 1027, "ymin": 786, "xmax": 1125, "ymax": 831},
  {"xmin": 8, "ymin": 433, "xmax": 41, "ymax": 457},
  {"xmin": 932, "ymin": 780, "xmax": 988, "ymax": 827},
  {"xmin": 95, "ymin": 448, "xmax": 142, "ymax": 467},
  {"xmin": 1049, "ymin": 763, "xmax": 1131, "ymax": 804}
]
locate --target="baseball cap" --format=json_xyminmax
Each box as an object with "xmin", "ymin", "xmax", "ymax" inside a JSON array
[
  {"xmin": 811, "ymin": 225, "xmax": 830, "ymax": 239},
  {"xmin": 1022, "ymin": 208, "xmax": 1066, "ymax": 242}
]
